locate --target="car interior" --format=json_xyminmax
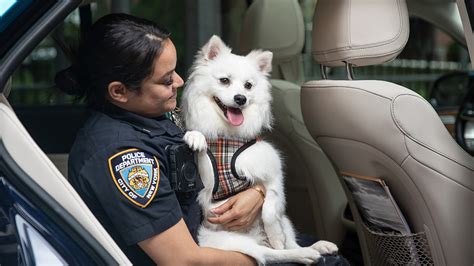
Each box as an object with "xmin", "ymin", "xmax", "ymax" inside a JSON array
[
  {"xmin": 239, "ymin": 0, "xmax": 348, "ymax": 246},
  {"xmin": 302, "ymin": 1, "xmax": 472, "ymax": 265},
  {"xmin": 0, "ymin": 0, "xmax": 131, "ymax": 264},
  {"xmin": 0, "ymin": 0, "xmax": 472, "ymax": 265}
]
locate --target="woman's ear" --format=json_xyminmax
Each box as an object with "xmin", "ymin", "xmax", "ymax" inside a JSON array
[{"xmin": 107, "ymin": 81, "xmax": 129, "ymax": 103}]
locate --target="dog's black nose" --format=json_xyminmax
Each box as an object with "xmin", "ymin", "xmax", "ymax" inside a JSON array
[{"xmin": 234, "ymin": 94, "xmax": 247, "ymax": 106}]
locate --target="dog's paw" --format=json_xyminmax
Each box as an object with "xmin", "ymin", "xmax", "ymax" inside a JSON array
[
  {"xmin": 294, "ymin": 247, "xmax": 321, "ymax": 265},
  {"xmin": 310, "ymin": 240, "xmax": 338, "ymax": 255},
  {"xmin": 183, "ymin": 131, "xmax": 207, "ymax": 152}
]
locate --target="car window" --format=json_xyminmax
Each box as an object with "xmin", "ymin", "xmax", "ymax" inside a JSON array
[
  {"xmin": 302, "ymin": 15, "xmax": 470, "ymax": 101},
  {"xmin": 9, "ymin": 8, "xmax": 81, "ymax": 107},
  {"xmin": 429, "ymin": 71, "xmax": 470, "ymax": 110},
  {"xmin": 0, "ymin": 0, "xmax": 57, "ymax": 59},
  {"xmin": 8, "ymin": 2, "xmax": 187, "ymax": 153},
  {"xmin": 9, "ymin": 7, "xmax": 88, "ymax": 154},
  {"xmin": 10, "ymin": 1, "xmax": 187, "ymax": 107}
]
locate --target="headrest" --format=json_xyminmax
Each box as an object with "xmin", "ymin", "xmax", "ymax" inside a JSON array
[
  {"xmin": 240, "ymin": 0, "xmax": 304, "ymax": 62},
  {"xmin": 312, "ymin": 0, "xmax": 409, "ymax": 67}
]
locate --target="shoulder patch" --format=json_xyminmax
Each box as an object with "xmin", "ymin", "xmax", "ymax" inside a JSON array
[{"xmin": 108, "ymin": 148, "xmax": 160, "ymax": 208}]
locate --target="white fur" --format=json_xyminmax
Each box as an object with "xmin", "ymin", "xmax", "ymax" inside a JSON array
[{"xmin": 181, "ymin": 35, "xmax": 338, "ymax": 265}]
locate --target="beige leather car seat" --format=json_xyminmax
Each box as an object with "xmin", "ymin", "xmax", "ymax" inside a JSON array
[
  {"xmin": 240, "ymin": 0, "xmax": 347, "ymax": 245},
  {"xmin": 0, "ymin": 85, "xmax": 131, "ymax": 264},
  {"xmin": 301, "ymin": 0, "xmax": 474, "ymax": 265}
]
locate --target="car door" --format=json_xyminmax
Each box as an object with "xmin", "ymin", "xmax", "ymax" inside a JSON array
[{"xmin": 0, "ymin": 1, "xmax": 130, "ymax": 264}]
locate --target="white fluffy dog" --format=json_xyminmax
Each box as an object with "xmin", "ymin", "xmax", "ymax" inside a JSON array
[{"xmin": 181, "ymin": 35, "xmax": 337, "ymax": 265}]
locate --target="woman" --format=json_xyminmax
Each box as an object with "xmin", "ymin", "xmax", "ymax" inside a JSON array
[{"xmin": 57, "ymin": 14, "xmax": 264, "ymax": 265}]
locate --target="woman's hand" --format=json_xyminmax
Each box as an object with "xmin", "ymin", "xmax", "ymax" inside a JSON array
[{"xmin": 207, "ymin": 185, "xmax": 265, "ymax": 231}]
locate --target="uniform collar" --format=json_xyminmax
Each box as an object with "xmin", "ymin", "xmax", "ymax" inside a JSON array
[{"xmin": 102, "ymin": 103, "xmax": 182, "ymax": 137}]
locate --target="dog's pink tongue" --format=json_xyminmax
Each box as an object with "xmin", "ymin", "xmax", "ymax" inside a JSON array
[{"xmin": 226, "ymin": 108, "xmax": 244, "ymax": 126}]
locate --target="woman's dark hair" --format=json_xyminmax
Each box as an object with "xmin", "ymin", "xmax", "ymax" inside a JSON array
[{"xmin": 55, "ymin": 13, "xmax": 170, "ymax": 108}]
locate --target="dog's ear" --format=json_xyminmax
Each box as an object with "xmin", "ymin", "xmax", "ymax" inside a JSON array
[
  {"xmin": 202, "ymin": 35, "xmax": 231, "ymax": 60},
  {"xmin": 247, "ymin": 50, "xmax": 273, "ymax": 74}
]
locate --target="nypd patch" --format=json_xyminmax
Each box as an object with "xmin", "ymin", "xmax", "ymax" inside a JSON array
[{"xmin": 108, "ymin": 148, "xmax": 160, "ymax": 208}]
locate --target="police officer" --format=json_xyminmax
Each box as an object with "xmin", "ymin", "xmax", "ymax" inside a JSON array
[{"xmin": 57, "ymin": 14, "xmax": 264, "ymax": 265}]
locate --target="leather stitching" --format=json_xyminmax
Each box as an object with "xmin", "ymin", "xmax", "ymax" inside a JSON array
[
  {"xmin": 391, "ymin": 94, "xmax": 473, "ymax": 171},
  {"xmin": 402, "ymin": 151, "xmax": 473, "ymax": 191}
]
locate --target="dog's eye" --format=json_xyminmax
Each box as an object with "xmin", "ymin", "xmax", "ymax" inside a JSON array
[
  {"xmin": 219, "ymin": 77, "xmax": 230, "ymax": 85},
  {"xmin": 244, "ymin": 82, "xmax": 253, "ymax": 90}
]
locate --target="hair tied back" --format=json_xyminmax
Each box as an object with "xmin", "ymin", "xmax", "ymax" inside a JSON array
[{"xmin": 55, "ymin": 66, "xmax": 84, "ymax": 97}]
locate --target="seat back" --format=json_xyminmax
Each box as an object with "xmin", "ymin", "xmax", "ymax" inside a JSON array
[
  {"xmin": 302, "ymin": 1, "xmax": 474, "ymax": 265},
  {"xmin": 0, "ymin": 95, "xmax": 131, "ymax": 264},
  {"xmin": 240, "ymin": 0, "xmax": 347, "ymax": 244}
]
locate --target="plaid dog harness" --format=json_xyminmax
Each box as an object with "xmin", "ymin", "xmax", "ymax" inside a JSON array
[{"xmin": 206, "ymin": 137, "xmax": 258, "ymax": 201}]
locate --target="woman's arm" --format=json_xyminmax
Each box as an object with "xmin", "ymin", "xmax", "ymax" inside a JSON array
[
  {"xmin": 138, "ymin": 219, "xmax": 256, "ymax": 265},
  {"xmin": 207, "ymin": 184, "xmax": 266, "ymax": 231}
]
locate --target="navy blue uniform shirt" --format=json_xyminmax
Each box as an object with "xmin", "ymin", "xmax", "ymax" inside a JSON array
[{"xmin": 68, "ymin": 104, "xmax": 202, "ymax": 265}]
